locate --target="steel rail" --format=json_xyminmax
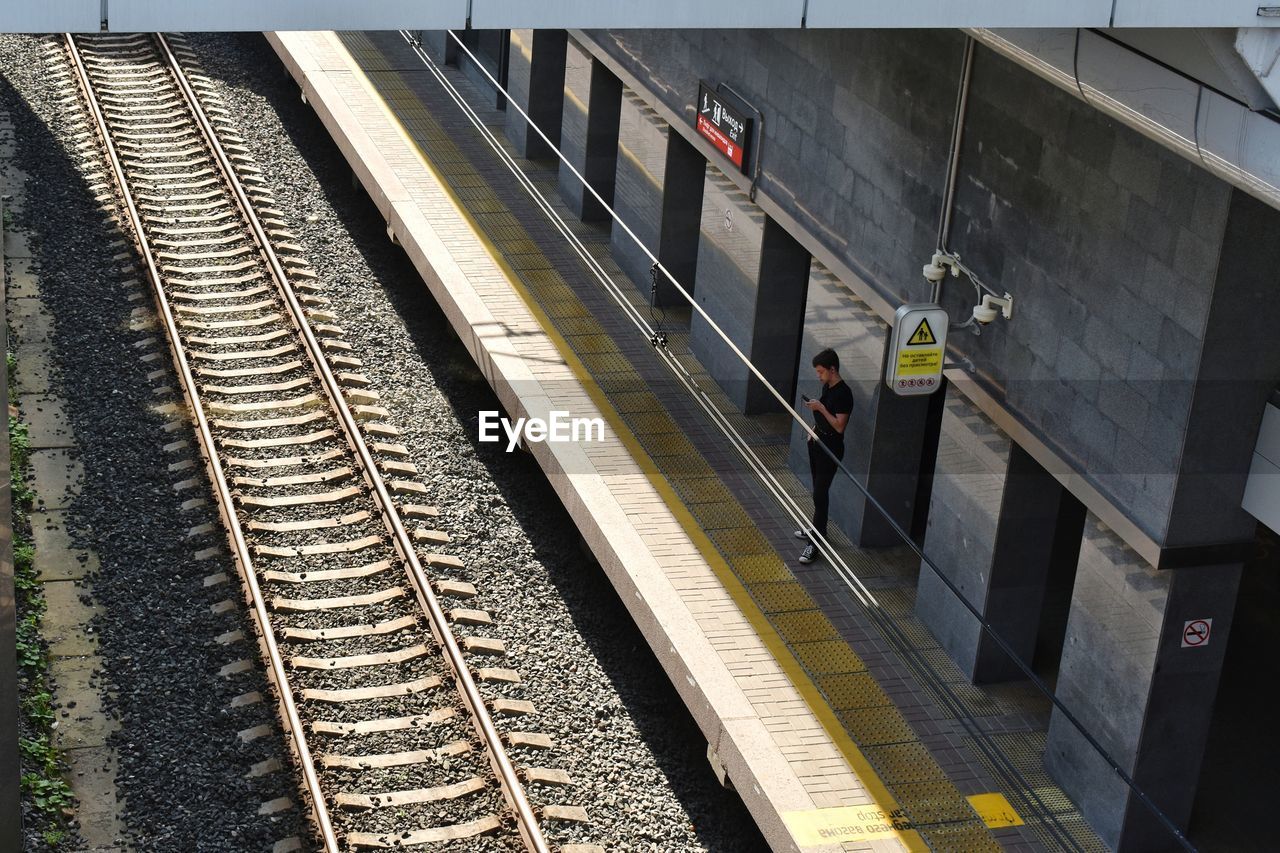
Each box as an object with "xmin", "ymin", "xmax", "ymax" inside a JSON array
[
  {"xmin": 153, "ymin": 33, "xmax": 551, "ymax": 853},
  {"xmin": 62, "ymin": 33, "xmax": 341, "ymax": 852}
]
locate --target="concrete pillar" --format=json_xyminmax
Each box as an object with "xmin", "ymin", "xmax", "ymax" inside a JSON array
[
  {"xmin": 918, "ymin": 436, "xmax": 1086, "ymax": 683},
  {"xmin": 787, "ymin": 263, "xmax": 942, "ymax": 547},
  {"xmin": 611, "ymin": 91, "xmax": 704, "ymax": 306},
  {"xmin": 558, "ymin": 37, "xmax": 621, "ymax": 222},
  {"xmin": 656, "ymin": 132, "xmax": 706, "ymax": 305},
  {"xmin": 504, "ymin": 29, "xmax": 566, "ymax": 161},
  {"xmin": 744, "ymin": 219, "xmax": 810, "ymax": 414},
  {"xmin": 611, "ymin": 90, "xmax": 669, "ymax": 297},
  {"xmin": 1163, "ymin": 189, "xmax": 1280, "ymax": 559},
  {"xmin": 1045, "ymin": 519, "xmax": 1242, "ymax": 850},
  {"xmin": 413, "ymin": 30, "xmax": 457, "ymax": 66},
  {"xmin": 858, "ymin": 361, "xmax": 944, "ymax": 548},
  {"xmin": 690, "ymin": 165, "xmax": 810, "ymax": 415},
  {"xmin": 914, "ymin": 388, "xmax": 1007, "ymax": 668},
  {"xmin": 456, "ymin": 29, "xmax": 509, "ymax": 111}
]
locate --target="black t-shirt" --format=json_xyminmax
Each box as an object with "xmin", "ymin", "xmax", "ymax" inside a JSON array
[{"xmin": 814, "ymin": 380, "xmax": 853, "ymax": 443}]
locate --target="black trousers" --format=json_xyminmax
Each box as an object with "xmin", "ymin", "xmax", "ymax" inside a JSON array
[{"xmin": 807, "ymin": 436, "xmax": 845, "ymax": 537}]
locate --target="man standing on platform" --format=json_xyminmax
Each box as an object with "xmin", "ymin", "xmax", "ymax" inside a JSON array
[{"xmin": 797, "ymin": 348, "xmax": 852, "ymax": 564}]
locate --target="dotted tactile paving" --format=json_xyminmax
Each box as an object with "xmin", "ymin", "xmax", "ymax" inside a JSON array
[
  {"xmin": 818, "ymin": 672, "xmax": 886, "ymax": 710},
  {"xmin": 623, "ymin": 410, "xmax": 681, "ymax": 435},
  {"xmin": 889, "ymin": 781, "xmax": 988, "ymax": 826},
  {"xmin": 771, "ymin": 610, "xmax": 839, "ymax": 644},
  {"xmin": 669, "ymin": 476, "xmax": 727, "ymax": 504},
  {"xmin": 790, "ymin": 639, "xmax": 867, "ymax": 675},
  {"xmin": 748, "ymin": 582, "xmax": 818, "ymax": 614},
  {"xmin": 689, "ymin": 500, "xmax": 747, "ymax": 531},
  {"xmin": 917, "ymin": 821, "xmax": 1006, "ymax": 851},
  {"xmin": 864, "ymin": 742, "xmax": 950, "ymax": 785},
  {"xmin": 837, "ymin": 707, "xmax": 918, "ymax": 747},
  {"xmin": 731, "ymin": 554, "xmax": 796, "ymax": 584},
  {"xmin": 708, "ymin": 526, "xmax": 775, "ymax": 559}
]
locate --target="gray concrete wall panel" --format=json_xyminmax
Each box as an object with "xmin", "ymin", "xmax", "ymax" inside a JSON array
[
  {"xmin": 1046, "ymin": 519, "xmax": 1175, "ymax": 845},
  {"xmin": 915, "ymin": 389, "xmax": 1008, "ymax": 674},
  {"xmin": 1165, "ymin": 190, "xmax": 1280, "ymax": 548},
  {"xmin": 506, "ymin": 30, "xmax": 537, "ymax": 154},
  {"xmin": 505, "ymin": 29, "xmax": 567, "ymax": 160},
  {"xmin": 1045, "ymin": 518, "xmax": 1242, "ymax": 847},
  {"xmin": 940, "ymin": 45, "xmax": 1234, "ymax": 544},
  {"xmin": 746, "ymin": 219, "xmax": 811, "ymax": 413},
  {"xmin": 611, "ymin": 90, "xmax": 668, "ymax": 297},
  {"xmin": 691, "ymin": 166, "xmax": 766, "ymax": 409},
  {"xmin": 587, "ymin": 28, "xmax": 960, "ymax": 318},
  {"xmin": 657, "ymin": 133, "xmax": 708, "ymax": 305},
  {"xmin": 559, "ymin": 38, "xmax": 594, "ymax": 218},
  {"xmin": 557, "ymin": 38, "xmax": 621, "ymax": 221}
]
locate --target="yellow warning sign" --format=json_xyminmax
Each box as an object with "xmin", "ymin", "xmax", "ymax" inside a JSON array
[
  {"xmin": 897, "ymin": 348, "xmax": 943, "ymax": 377},
  {"xmin": 907, "ymin": 317, "xmax": 937, "ymax": 346},
  {"xmin": 888, "ymin": 304, "xmax": 948, "ymax": 396}
]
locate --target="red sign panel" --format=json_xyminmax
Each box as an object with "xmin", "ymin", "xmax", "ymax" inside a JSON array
[
  {"xmin": 695, "ymin": 82, "xmax": 753, "ymax": 174},
  {"xmin": 696, "ymin": 113, "xmax": 744, "ymax": 169}
]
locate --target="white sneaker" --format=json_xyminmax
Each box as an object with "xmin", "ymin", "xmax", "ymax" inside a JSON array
[{"xmin": 794, "ymin": 529, "xmax": 810, "ymax": 541}]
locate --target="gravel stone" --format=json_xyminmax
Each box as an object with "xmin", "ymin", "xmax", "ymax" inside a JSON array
[
  {"xmin": 2, "ymin": 30, "xmax": 772, "ymax": 852},
  {"xmin": 2, "ymin": 34, "xmax": 306, "ymax": 852},
  {"xmin": 181, "ymin": 32, "xmax": 769, "ymax": 852}
]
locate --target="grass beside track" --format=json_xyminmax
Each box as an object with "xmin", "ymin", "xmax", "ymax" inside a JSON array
[{"xmin": 9, "ymin": 350, "xmax": 75, "ymax": 848}]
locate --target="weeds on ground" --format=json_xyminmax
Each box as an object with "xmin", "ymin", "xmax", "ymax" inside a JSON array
[{"xmin": 8, "ymin": 358, "xmax": 75, "ymax": 844}]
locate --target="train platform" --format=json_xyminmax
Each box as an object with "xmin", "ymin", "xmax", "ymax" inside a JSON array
[{"xmin": 267, "ymin": 30, "xmax": 1100, "ymax": 852}]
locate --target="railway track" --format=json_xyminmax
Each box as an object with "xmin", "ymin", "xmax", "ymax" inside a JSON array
[{"xmin": 62, "ymin": 32, "xmax": 596, "ymax": 852}]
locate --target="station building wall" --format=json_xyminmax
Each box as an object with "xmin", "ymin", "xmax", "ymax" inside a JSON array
[
  {"xmin": 568, "ymin": 28, "xmax": 1276, "ymax": 847},
  {"xmin": 584, "ymin": 27, "xmax": 1262, "ymax": 553}
]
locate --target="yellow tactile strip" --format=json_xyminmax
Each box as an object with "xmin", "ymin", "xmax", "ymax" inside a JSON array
[{"xmin": 337, "ymin": 32, "xmax": 1003, "ymax": 849}]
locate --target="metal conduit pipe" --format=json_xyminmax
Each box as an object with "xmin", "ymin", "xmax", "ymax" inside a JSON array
[
  {"xmin": 932, "ymin": 35, "xmax": 975, "ymax": 305},
  {"xmin": 929, "ymin": 35, "xmax": 1011, "ymax": 326},
  {"xmin": 968, "ymin": 27, "xmax": 1280, "ymax": 212}
]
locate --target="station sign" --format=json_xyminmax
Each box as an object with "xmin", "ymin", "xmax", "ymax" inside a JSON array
[
  {"xmin": 695, "ymin": 81, "xmax": 753, "ymax": 174},
  {"xmin": 886, "ymin": 304, "xmax": 948, "ymax": 396}
]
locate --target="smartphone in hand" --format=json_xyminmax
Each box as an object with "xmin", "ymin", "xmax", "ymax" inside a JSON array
[{"xmin": 801, "ymin": 394, "xmax": 812, "ymax": 402}]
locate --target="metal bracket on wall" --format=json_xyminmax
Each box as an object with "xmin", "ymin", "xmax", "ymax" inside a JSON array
[{"xmin": 715, "ymin": 83, "xmax": 764, "ymax": 201}]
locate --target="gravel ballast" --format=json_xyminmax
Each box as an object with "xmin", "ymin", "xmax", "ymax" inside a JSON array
[
  {"xmin": 1, "ymin": 34, "xmax": 307, "ymax": 851},
  {"xmin": 180, "ymin": 32, "xmax": 769, "ymax": 852},
  {"xmin": 2, "ymin": 30, "xmax": 771, "ymax": 851}
]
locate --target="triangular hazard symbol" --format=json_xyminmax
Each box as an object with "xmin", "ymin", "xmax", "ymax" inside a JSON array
[{"xmin": 907, "ymin": 317, "xmax": 937, "ymax": 346}]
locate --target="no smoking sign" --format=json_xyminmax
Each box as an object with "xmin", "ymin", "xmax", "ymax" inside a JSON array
[{"xmin": 1181, "ymin": 618, "xmax": 1213, "ymax": 649}]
